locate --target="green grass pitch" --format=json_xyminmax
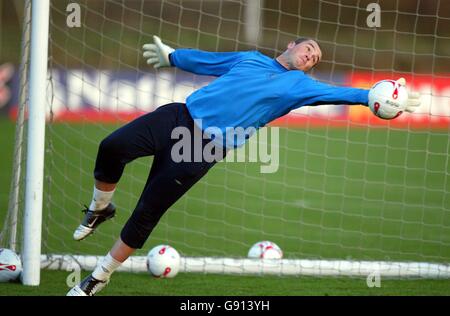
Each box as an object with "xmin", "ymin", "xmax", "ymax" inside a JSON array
[
  {"xmin": 0, "ymin": 116, "xmax": 449, "ymax": 295},
  {"xmin": 1, "ymin": 270, "xmax": 450, "ymax": 296}
]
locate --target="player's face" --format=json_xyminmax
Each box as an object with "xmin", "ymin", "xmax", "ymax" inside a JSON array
[{"xmin": 287, "ymin": 40, "xmax": 322, "ymax": 71}]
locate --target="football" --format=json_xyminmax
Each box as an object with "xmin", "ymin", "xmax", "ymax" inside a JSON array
[
  {"xmin": 146, "ymin": 245, "xmax": 181, "ymax": 278},
  {"xmin": 0, "ymin": 248, "xmax": 22, "ymax": 282},
  {"xmin": 248, "ymin": 241, "xmax": 283, "ymax": 259},
  {"xmin": 368, "ymin": 79, "xmax": 408, "ymax": 119}
]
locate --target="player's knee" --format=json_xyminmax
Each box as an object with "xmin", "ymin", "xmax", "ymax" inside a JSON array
[
  {"xmin": 98, "ymin": 133, "xmax": 124, "ymax": 156},
  {"xmin": 121, "ymin": 204, "xmax": 166, "ymax": 248}
]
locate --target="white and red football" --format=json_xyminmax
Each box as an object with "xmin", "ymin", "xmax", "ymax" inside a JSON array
[
  {"xmin": 248, "ymin": 241, "xmax": 283, "ymax": 259},
  {"xmin": 146, "ymin": 245, "xmax": 180, "ymax": 278},
  {"xmin": 0, "ymin": 248, "xmax": 22, "ymax": 282},
  {"xmin": 368, "ymin": 79, "xmax": 408, "ymax": 120}
]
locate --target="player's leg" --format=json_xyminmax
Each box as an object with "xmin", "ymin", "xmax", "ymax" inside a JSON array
[
  {"xmin": 73, "ymin": 103, "xmax": 184, "ymax": 241},
  {"xmin": 120, "ymin": 146, "xmax": 219, "ymax": 250},
  {"xmin": 65, "ymin": 238, "xmax": 133, "ymax": 296},
  {"xmin": 68, "ymin": 131, "xmax": 225, "ymax": 296},
  {"xmin": 67, "ymin": 158, "xmax": 220, "ymax": 296}
]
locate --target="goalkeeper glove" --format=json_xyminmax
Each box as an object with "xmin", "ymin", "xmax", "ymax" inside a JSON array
[
  {"xmin": 396, "ymin": 77, "xmax": 421, "ymax": 113},
  {"xmin": 142, "ymin": 36, "xmax": 175, "ymax": 69}
]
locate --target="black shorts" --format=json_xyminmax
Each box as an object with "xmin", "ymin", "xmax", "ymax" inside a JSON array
[{"xmin": 93, "ymin": 103, "xmax": 226, "ymax": 248}]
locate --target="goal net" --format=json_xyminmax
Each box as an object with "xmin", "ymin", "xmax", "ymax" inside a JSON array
[{"xmin": 4, "ymin": 0, "xmax": 450, "ymax": 279}]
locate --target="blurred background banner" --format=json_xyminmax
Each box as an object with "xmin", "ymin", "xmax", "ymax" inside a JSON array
[
  {"xmin": 0, "ymin": 63, "xmax": 14, "ymax": 116},
  {"xmin": 5, "ymin": 69, "xmax": 450, "ymax": 127},
  {"xmin": 1, "ymin": 0, "xmax": 449, "ymax": 127}
]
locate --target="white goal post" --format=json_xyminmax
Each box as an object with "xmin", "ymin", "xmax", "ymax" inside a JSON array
[
  {"xmin": 4, "ymin": 0, "xmax": 450, "ymax": 286},
  {"xmin": 21, "ymin": 0, "xmax": 50, "ymax": 286}
]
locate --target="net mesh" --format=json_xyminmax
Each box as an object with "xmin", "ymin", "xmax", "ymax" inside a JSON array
[{"xmin": 8, "ymin": 0, "xmax": 450, "ymax": 272}]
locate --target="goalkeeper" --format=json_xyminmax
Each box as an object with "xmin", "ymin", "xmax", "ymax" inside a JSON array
[{"xmin": 67, "ymin": 36, "xmax": 421, "ymax": 296}]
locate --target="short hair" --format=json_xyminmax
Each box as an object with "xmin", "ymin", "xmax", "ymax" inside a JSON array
[
  {"xmin": 294, "ymin": 37, "xmax": 312, "ymax": 45},
  {"xmin": 294, "ymin": 37, "xmax": 322, "ymax": 52}
]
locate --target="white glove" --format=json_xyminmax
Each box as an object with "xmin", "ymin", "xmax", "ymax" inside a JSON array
[
  {"xmin": 142, "ymin": 35, "xmax": 175, "ymax": 68},
  {"xmin": 396, "ymin": 77, "xmax": 421, "ymax": 113}
]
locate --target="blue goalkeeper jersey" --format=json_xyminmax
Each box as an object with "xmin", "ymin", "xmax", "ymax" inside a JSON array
[{"xmin": 170, "ymin": 49, "xmax": 369, "ymax": 148}]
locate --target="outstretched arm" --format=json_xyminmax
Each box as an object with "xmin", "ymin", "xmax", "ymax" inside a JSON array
[
  {"xmin": 169, "ymin": 49, "xmax": 251, "ymax": 77},
  {"xmin": 311, "ymin": 83, "xmax": 370, "ymax": 106},
  {"xmin": 293, "ymin": 76, "xmax": 420, "ymax": 114},
  {"xmin": 143, "ymin": 36, "xmax": 250, "ymax": 76},
  {"xmin": 291, "ymin": 76, "xmax": 370, "ymax": 106}
]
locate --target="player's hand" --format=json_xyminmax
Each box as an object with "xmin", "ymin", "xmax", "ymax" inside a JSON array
[
  {"xmin": 142, "ymin": 36, "xmax": 175, "ymax": 68},
  {"xmin": 397, "ymin": 77, "xmax": 421, "ymax": 113}
]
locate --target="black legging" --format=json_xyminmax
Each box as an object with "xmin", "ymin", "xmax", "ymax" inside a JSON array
[{"xmin": 93, "ymin": 103, "xmax": 225, "ymax": 248}]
